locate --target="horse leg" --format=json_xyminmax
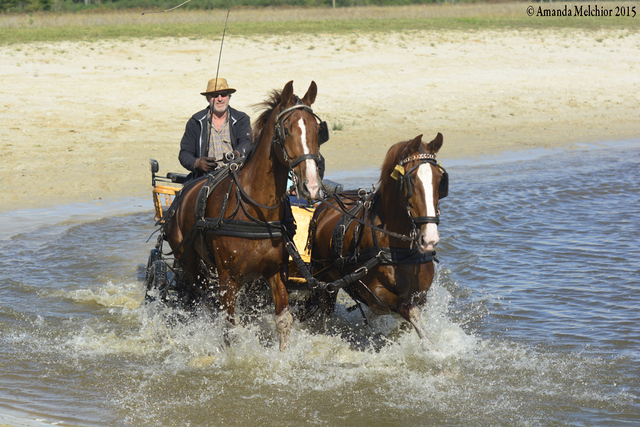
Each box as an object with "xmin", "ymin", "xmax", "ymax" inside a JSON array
[
  {"xmin": 366, "ymin": 279, "xmax": 434, "ymax": 344},
  {"xmin": 400, "ymin": 263, "xmax": 435, "ymax": 343},
  {"xmin": 171, "ymin": 248, "xmax": 203, "ymax": 309},
  {"xmin": 217, "ymin": 269, "xmax": 240, "ymax": 347},
  {"xmin": 397, "ymin": 299, "xmax": 433, "ymax": 344},
  {"xmin": 267, "ymin": 271, "xmax": 293, "ymax": 351}
]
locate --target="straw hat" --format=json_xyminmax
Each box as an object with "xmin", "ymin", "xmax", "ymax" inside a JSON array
[{"xmin": 201, "ymin": 78, "xmax": 236, "ymax": 96}]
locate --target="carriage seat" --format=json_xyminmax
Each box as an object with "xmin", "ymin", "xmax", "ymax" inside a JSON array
[{"xmin": 167, "ymin": 172, "xmax": 188, "ymax": 184}]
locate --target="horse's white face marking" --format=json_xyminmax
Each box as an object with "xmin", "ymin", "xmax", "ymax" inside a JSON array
[
  {"xmin": 416, "ymin": 163, "xmax": 440, "ymax": 253},
  {"xmin": 296, "ymin": 117, "xmax": 320, "ymax": 199},
  {"xmin": 298, "ymin": 118, "xmax": 310, "ymax": 155}
]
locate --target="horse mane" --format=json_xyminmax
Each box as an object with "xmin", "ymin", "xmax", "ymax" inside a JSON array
[
  {"xmin": 252, "ymin": 89, "xmax": 300, "ymax": 142},
  {"xmin": 377, "ymin": 139, "xmax": 412, "ymax": 209}
]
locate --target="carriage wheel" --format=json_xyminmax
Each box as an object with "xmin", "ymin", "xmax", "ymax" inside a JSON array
[
  {"xmin": 143, "ymin": 248, "xmax": 160, "ymax": 292},
  {"xmin": 144, "ymin": 257, "xmax": 168, "ymax": 302},
  {"xmin": 151, "ymin": 260, "xmax": 168, "ymax": 295}
]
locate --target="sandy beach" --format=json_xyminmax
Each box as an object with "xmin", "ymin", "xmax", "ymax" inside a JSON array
[{"xmin": 1, "ymin": 22, "xmax": 639, "ymax": 213}]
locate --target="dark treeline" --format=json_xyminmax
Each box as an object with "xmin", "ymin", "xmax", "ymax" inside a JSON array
[{"xmin": 1, "ymin": 0, "xmax": 450, "ymax": 13}]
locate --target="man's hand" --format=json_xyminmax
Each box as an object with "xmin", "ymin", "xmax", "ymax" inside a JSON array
[{"xmin": 194, "ymin": 157, "xmax": 217, "ymax": 173}]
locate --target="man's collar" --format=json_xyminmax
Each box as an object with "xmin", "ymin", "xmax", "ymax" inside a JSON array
[{"xmin": 208, "ymin": 107, "xmax": 229, "ymax": 122}]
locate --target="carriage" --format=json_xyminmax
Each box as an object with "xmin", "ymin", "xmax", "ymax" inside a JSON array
[{"xmin": 141, "ymin": 81, "xmax": 448, "ymax": 349}]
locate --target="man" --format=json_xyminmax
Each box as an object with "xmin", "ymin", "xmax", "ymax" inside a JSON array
[{"xmin": 178, "ymin": 78, "xmax": 253, "ymax": 180}]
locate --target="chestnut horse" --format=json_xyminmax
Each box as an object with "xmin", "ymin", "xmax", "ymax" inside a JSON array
[
  {"xmin": 307, "ymin": 133, "xmax": 447, "ymax": 341},
  {"xmin": 165, "ymin": 81, "xmax": 323, "ymax": 350}
]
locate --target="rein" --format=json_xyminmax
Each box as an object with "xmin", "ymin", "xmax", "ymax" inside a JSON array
[
  {"xmin": 230, "ymin": 166, "xmax": 287, "ymax": 211},
  {"xmin": 318, "ymin": 191, "xmax": 415, "ymax": 243}
]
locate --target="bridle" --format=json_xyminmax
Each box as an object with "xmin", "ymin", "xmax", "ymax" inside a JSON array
[
  {"xmin": 273, "ymin": 103, "xmax": 327, "ymax": 169},
  {"xmin": 393, "ymin": 151, "xmax": 449, "ymax": 230},
  {"xmin": 226, "ymin": 102, "xmax": 328, "ymax": 211}
]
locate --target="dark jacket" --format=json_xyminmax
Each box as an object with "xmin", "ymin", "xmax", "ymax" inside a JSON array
[{"xmin": 178, "ymin": 106, "xmax": 253, "ymax": 179}]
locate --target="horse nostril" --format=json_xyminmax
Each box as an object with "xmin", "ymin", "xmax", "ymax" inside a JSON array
[
  {"xmin": 419, "ymin": 230, "xmax": 439, "ymax": 252},
  {"xmin": 303, "ymin": 181, "xmax": 320, "ymax": 198}
]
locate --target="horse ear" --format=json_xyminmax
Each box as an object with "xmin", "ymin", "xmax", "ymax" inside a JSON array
[
  {"xmin": 281, "ymin": 80, "xmax": 294, "ymax": 106},
  {"xmin": 408, "ymin": 134, "xmax": 423, "ymax": 151},
  {"xmin": 427, "ymin": 132, "xmax": 444, "ymax": 153},
  {"xmin": 302, "ymin": 81, "xmax": 317, "ymax": 106}
]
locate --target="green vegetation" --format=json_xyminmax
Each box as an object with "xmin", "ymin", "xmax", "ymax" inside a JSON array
[
  {"xmin": 7, "ymin": 0, "xmax": 443, "ymax": 14},
  {"xmin": 1, "ymin": 2, "xmax": 638, "ymax": 44}
]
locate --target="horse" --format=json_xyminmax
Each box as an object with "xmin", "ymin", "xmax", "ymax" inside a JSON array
[
  {"xmin": 164, "ymin": 81, "xmax": 324, "ymax": 351},
  {"xmin": 306, "ymin": 133, "xmax": 448, "ymax": 341}
]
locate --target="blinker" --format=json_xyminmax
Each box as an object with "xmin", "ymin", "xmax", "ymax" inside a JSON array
[
  {"xmin": 438, "ymin": 165, "xmax": 449, "ymax": 199},
  {"xmin": 318, "ymin": 121, "xmax": 329, "ymax": 145}
]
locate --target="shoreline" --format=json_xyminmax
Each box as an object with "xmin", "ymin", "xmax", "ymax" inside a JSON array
[
  {"xmin": 1, "ymin": 138, "xmax": 637, "ymax": 228},
  {"xmin": 1, "ymin": 28, "xmax": 639, "ymax": 213}
]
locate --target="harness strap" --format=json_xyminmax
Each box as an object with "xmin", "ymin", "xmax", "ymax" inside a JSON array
[
  {"xmin": 319, "ymin": 193, "xmax": 415, "ymax": 243},
  {"xmin": 197, "ymin": 218, "xmax": 284, "ymax": 239},
  {"xmin": 413, "ymin": 215, "xmax": 440, "ymax": 225},
  {"xmin": 230, "ymin": 168, "xmax": 285, "ymax": 210},
  {"xmin": 289, "ymin": 227, "xmax": 413, "ymax": 295},
  {"xmin": 336, "ymin": 246, "xmax": 435, "ymax": 267},
  {"xmin": 399, "ymin": 152, "xmax": 437, "ymax": 166},
  {"xmin": 288, "ymin": 153, "xmax": 320, "ymax": 169},
  {"xmin": 285, "ymin": 237, "xmax": 321, "ymax": 290},
  {"xmin": 330, "ymin": 198, "xmax": 366, "ymax": 259},
  {"xmin": 322, "ymin": 253, "xmax": 383, "ymax": 293},
  {"xmin": 195, "ymin": 166, "xmax": 234, "ymax": 221},
  {"xmin": 276, "ymin": 104, "xmax": 323, "ymax": 124},
  {"xmin": 185, "ymin": 163, "xmax": 288, "ymax": 239}
]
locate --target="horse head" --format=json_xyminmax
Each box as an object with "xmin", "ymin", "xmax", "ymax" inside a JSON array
[
  {"xmin": 273, "ymin": 81, "xmax": 323, "ymax": 201},
  {"xmin": 384, "ymin": 133, "xmax": 447, "ymax": 254}
]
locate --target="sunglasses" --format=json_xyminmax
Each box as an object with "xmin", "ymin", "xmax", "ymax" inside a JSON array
[{"xmin": 212, "ymin": 92, "xmax": 230, "ymax": 98}]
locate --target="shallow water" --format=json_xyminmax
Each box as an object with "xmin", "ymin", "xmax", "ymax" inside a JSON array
[{"xmin": 1, "ymin": 141, "xmax": 639, "ymax": 426}]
